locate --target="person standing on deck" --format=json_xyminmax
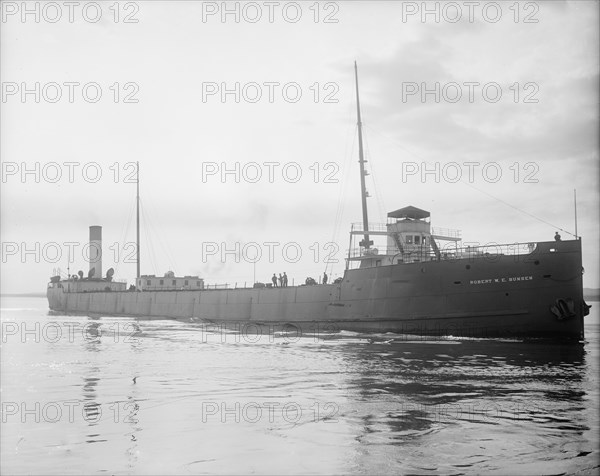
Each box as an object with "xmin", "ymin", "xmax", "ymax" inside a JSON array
[
  {"xmin": 272, "ymin": 274, "xmax": 278, "ymax": 287},
  {"xmin": 555, "ymin": 232, "xmax": 561, "ymax": 241},
  {"xmin": 283, "ymin": 272, "xmax": 288, "ymax": 287},
  {"xmin": 323, "ymin": 272, "xmax": 328, "ymax": 284},
  {"xmin": 278, "ymin": 273, "xmax": 283, "ymax": 287}
]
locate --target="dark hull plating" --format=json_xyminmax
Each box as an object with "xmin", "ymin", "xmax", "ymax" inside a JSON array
[{"xmin": 47, "ymin": 240, "xmax": 586, "ymax": 340}]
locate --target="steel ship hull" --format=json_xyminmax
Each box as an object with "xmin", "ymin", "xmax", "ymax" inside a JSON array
[{"xmin": 47, "ymin": 240, "xmax": 587, "ymax": 340}]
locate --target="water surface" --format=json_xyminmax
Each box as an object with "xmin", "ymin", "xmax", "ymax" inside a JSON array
[{"xmin": 1, "ymin": 296, "xmax": 598, "ymax": 474}]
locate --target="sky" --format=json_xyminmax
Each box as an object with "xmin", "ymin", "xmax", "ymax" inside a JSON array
[{"xmin": 1, "ymin": 0, "xmax": 599, "ymax": 293}]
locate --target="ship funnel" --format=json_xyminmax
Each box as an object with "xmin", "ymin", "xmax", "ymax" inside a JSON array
[{"xmin": 89, "ymin": 225, "xmax": 102, "ymax": 279}]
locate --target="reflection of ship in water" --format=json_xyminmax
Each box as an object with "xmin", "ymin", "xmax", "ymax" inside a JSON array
[
  {"xmin": 77, "ymin": 319, "xmax": 142, "ymax": 453},
  {"xmin": 81, "ymin": 325, "xmax": 105, "ymax": 444},
  {"xmin": 340, "ymin": 336, "xmax": 591, "ymax": 472},
  {"xmin": 47, "ymin": 64, "xmax": 590, "ymax": 341}
]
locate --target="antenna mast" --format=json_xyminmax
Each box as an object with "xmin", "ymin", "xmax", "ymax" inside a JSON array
[
  {"xmin": 354, "ymin": 61, "xmax": 372, "ymax": 249},
  {"xmin": 574, "ymin": 188, "xmax": 578, "ymax": 239},
  {"xmin": 136, "ymin": 161, "xmax": 140, "ymax": 279}
]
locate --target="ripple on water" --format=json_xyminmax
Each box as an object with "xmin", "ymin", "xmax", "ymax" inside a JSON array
[{"xmin": 1, "ymin": 297, "xmax": 599, "ymax": 474}]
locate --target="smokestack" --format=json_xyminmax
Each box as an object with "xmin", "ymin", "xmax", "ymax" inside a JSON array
[{"xmin": 89, "ymin": 226, "xmax": 102, "ymax": 279}]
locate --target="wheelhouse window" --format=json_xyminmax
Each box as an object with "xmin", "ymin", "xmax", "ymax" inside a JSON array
[
  {"xmin": 405, "ymin": 235, "xmax": 413, "ymax": 244},
  {"xmin": 414, "ymin": 235, "xmax": 421, "ymax": 245},
  {"xmin": 159, "ymin": 279, "xmax": 164, "ymax": 285}
]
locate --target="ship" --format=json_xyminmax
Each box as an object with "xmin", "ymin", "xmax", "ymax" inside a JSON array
[{"xmin": 47, "ymin": 63, "xmax": 590, "ymax": 341}]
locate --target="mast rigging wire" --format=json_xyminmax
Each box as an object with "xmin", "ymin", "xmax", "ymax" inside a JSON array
[{"xmin": 363, "ymin": 124, "xmax": 576, "ymax": 237}]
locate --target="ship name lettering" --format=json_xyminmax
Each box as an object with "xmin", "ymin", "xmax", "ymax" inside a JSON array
[
  {"xmin": 470, "ymin": 279, "xmax": 493, "ymax": 285},
  {"xmin": 470, "ymin": 275, "xmax": 533, "ymax": 285}
]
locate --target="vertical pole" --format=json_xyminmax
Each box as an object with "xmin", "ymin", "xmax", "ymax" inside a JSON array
[
  {"xmin": 67, "ymin": 247, "xmax": 70, "ymax": 291},
  {"xmin": 354, "ymin": 62, "xmax": 371, "ymax": 249},
  {"xmin": 346, "ymin": 229, "xmax": 353, "ymax": 270},
  {"xmin": 574, "ymin": 188, "xmax": 578, "ymax": 239},
  {"xmin": 136, "ymin": 161, "xmax": 140, "ymax": 280}
]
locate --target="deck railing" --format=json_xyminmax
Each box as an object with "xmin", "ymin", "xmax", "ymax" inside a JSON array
[
  {"xmin": 350, "ymin": 222, "xmax": 462, "ymax": 239},
  {"xmin": 351, "ymin": 222, "xmax": 389, "ymax": 233},
  {"xmin": 347, "ymin": 241, "xmax": 538, "ymax": 262},
  {"xmin": 431, "ymin": 227, "xmax": 462, "ymax": 239}
]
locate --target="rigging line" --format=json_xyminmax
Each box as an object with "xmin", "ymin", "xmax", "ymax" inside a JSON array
[
  {"xmin": 144, "ymin": 197, "xmax": 173, "ymax": 269},
  {"xmin": 140, "ymin": 201, "xmax": 159, "ymax": 275},
  {"xmin": 364, "ymin": 123, "xmax": 424, "ymax": 164},
  {"xmin": 331, "ymin": 126, "xmax": 351, "ymax": 235},
  {"xmin": 113, "ymin": 197, "xmax": 135, "ymax": 277},
  {"xmin": 361, "ymin": 123, "xmax": 387, "ymax": 223},
  {"xmin": 143, "ymin": 195, "xmax": 179, "ymax": 272},
  {"xmin": 331, "ymin": 106, "xmax": 358, "ymax": 232},
  {"xmin": 141, "ymin": 202, "xmax": 161, "ymax": 272},
  {"xmin": 145, "ymin": 203, "xmax": 164, "ymax": 275},
  {"xmin": 329, "ymin": 121, "xmax": 357, "ymax": 276},
  {"xmin": 331, "ymin": 126, "xmax": 355, "ymax": 249},
  {"xmin": 139, "ymin": 202, "xmax": 152, "ymax": 274},
  {"xmin": 459, "ymin": 180, "xmax": 577, "ymax": 237},
  {"xmin": 363, "ymin": 124, "xmax": 576, "ymax": 237},
  {"xmin": 326, "ymin": 122, "xmax": 349, "ymax": 275},
  {"xmin": 141, "ymin": 196, "xmax": 178, "ymax": 274}
]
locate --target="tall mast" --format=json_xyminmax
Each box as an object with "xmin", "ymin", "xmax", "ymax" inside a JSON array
[
  {"xmin": 136, "ymin": 161, "xmax": 140, "ymax": 279},
  {"xmin": 574, "ymin": 188, "xmax": 578, "ymax": 239},
  {"xmin": 354, "ymin": 61, "xmax": 372, "ymax": 249}
]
